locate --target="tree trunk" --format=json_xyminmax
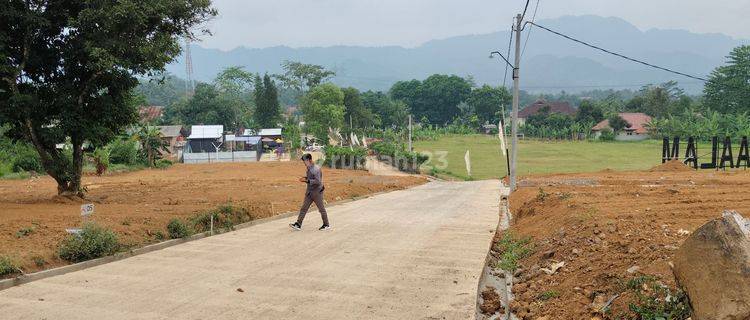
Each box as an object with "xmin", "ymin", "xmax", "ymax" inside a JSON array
[{"xmin": 57, "ymin": 138, "xmax": 84, "ymax": 198}]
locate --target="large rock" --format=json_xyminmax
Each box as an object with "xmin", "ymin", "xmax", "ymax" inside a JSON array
[{"xmin": 673, "ymin": 211, "xmax": 750, "ymax": 320}]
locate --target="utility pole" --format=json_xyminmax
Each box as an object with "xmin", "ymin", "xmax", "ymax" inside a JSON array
[
  {"xmin": 408, "ymin": 114, "xmax": 413, "ymax": 152},
  {"xmin": 510, "ymin": 13, "xmax": 522, "ymax": 192}
]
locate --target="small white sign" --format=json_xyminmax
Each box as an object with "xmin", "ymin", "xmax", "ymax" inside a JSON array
[
  {"xmin": 66, "ymin": 228, "xmax": 82, "ymax": 235},
  {"xmin": 81, "ymin": 204, "xmax": 94, "ymax": 216}
]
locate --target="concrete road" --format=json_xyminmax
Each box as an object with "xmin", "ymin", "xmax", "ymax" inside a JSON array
[{"xmin": 0, "ymin": 181, "xmax": 501, "ymax": 320}]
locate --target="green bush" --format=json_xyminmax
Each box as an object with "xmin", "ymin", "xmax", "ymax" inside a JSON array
[
  {"xmin": 621, "ymin": 276, "xmax": 692, "ymax": 319},
  {"xmin": 93, "ymin": 147, "xmax": 110, "ymax": 167},
  {"xmin": 155, "ymin": 159, "xmax": 173, "ymax": 169},
  {"xmin": 191, "ymin": 203, "xmax": 253, "ymax": 233},
  {"xmin": 370, "ymin": 141, "xmax": 428, "ymax": 173},
  {"xmin": 167, "ymin": 218, "xmax": 191, "ymax": 239},
  {"xmin": 12, "ymin": 145, "xmax": 43, "ymax": 173},
  {"xmin": 58, "ymin": 223, "xmax": 120, "ymax": 262},
  {"xmin": 0, "ymin": 255, "xmax": 20, "ymax": 276},
  {"xmin": 599, "ymin": 128, "xmax": 616, "ymax": 141},
  {"xmin": 108, "ymin": 139, "xmax": 139, "ymax": 165},
  {"xmin": 323, "ymin": 146, "xmax": 367, "ymax": 169}
]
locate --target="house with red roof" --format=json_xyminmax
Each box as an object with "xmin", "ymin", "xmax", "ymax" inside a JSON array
[
  {"xmin": 518, "ymin": 99, "xmax": 576, "ymax": 125},
  {"xmin": 591, "ymin": 112, "xmax": 652, "ymax": 141},
  {"xmin": 138, "ymin": 106, "xmax": 164, "ymax": 123}
]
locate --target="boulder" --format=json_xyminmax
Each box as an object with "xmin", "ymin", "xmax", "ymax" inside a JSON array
[{"xmin": 673, "ymin": 211, "xmax": 750, "ymax": 320}]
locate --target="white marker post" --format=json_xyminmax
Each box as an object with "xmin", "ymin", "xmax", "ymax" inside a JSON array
[
  {"xmin": 80, "ymin": 203, "xmax": 94, "ymax": 223},
  {"xmin": 68, "ymin": 203, "xmax": 94, "ymax": 236}
]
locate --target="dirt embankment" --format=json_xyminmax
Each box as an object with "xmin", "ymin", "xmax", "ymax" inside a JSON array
[
  {"xmin": 501, "ymin": 162, "xmax": 750, "ymax": 319},
  {"xmin": 0, "ymin": 162, "xmax": 426, "ymax": 275}
]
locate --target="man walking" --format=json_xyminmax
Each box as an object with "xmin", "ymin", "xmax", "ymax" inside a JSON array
[{"xmin": 290, "ymin": 153, "xmax": 331, "ymax": 231}]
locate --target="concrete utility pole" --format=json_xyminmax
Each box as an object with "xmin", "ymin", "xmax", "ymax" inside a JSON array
[
  {"xmin": 510, "ymin": 13, "xmax": 522, "ymax": 192},
  {"xmin": 408, "ymin": 114, "xmax": 413, "ymax": 152}
]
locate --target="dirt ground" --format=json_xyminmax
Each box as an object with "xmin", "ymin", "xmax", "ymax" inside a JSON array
[
  {"xmin": 501, "ymin": 161, "xmax": 750, "ymax": 319},
  {"xmin": 0, "ymin": 162, "xmax": 425, "ymax": 276}
]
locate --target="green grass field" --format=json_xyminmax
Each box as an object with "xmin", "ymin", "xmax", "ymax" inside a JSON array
[{"xmin": 414, "ymin": 135, "xmax": 663, "ymax": 180}]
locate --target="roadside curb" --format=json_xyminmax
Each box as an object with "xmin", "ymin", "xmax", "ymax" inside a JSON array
[{"xmin": 0, "ymin": 184, "xmax": 424, "ymax": 292}]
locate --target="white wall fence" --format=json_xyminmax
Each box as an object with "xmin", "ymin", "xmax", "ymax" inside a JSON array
[{"xmin": 183, "ymin": 151, "xmax": 258, "ymax": 164}]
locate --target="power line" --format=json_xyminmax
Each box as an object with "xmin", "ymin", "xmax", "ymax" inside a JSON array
[
  {"xmin": 520, "ymin": 0, "xmax": 531, "ymax": 21},
  {"xmin": 503, "ymin": 22, "xmax": 514, "ymax": 88},
  {"xmin": 520, "ymin": 0, "xmax": 540, "ymax": 58},
  {"xmin": 528, "ymin": 22, "xmax": 709, "ymax": 82}
]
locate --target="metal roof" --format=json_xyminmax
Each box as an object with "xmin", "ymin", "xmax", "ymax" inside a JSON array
[
  {"xmin": 157, "ymin": 125, "xmax": 183, "ymax": 138},
  {"xmin": 188, "ymin": 125, "xmax": 223, "ymax": 139},
  {"xmin": 258, "ymin": 128, "xmax": 282, "ymax": 136}
]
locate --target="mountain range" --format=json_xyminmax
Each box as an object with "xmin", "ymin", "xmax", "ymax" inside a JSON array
[{"xmin": 166, "ymin": 15, "xmax": 748, "ymax": 94}]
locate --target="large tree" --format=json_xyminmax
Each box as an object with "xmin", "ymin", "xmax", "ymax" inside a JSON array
[
  {"xmin": 466, "ymin": 85, "xmax": 511, "ymax": 125},
  {"xmin": 576, "ymin": 100, "xmax": 605, "ymax": 124},
  {"xmin": 0, "ymin": 1, "xmax": 215, "ymax": 196},
  {"xmin": 342, "ymin": 87, "xmax": 377, "ymax": 131},
  {"xmin": 254, "ymin": 74, "xmax": 282, "ymax": 128},
  {"xmin": 301, "ymin": 83, "xmax": 345, "ymax": 143},
  {"xmin": 390, "ymin": 75, "xmax": 471, "ymax": 124},
  {"xmin": 704, "ymin": 45, "xmax": 750, "ymax": 114},
  {"xmin": 275, "ymin": 60, "xmax": 335, "ymax": 93},
  {"xmin": 361, "ymin": 91, "xmax": 406, "ymax": 128},
  {"xmin": 165, "ymin": 83, "xmax": 240, "ymax": 130}
]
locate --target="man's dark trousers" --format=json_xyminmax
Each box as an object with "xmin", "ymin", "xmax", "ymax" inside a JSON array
[{"xmin": 296, "ymin": 189, "xmax": 329, "ymax": 226}]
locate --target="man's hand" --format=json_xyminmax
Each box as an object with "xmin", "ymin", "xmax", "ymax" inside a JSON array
[{"xmin": 299, "ymin": 177, "xmax": 308, "ymax": 183}]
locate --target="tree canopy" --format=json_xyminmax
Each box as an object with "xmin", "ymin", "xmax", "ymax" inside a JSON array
[
  {"xmin": 0, "ymin": 0, "xmax": 215, "ymax": 196},
  {"xmin": 301, "ymin": 83, "xmax": 345, "ymax": 143},
  {"xmin": 254, "ymin": 74, "xmax": 282, "ymax": 129},
  {"xmin": 704, "ymin": 45, "xmax": 750, "ymax": 114},
  {"xmin": 466, "ymin": 85, "xmax": 511, "ymax": 125},
  {"xmin": 391, "ymin": 75, "xmax": 472, "ymax": 124},
  {"xmin": 275, "ymin": 60, "xmax": 335, "ymax": 93}
]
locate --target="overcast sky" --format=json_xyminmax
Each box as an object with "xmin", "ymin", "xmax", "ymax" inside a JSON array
[{"xmin": 198, "ymin": 0, "xmax": 750, "ymax": 50}]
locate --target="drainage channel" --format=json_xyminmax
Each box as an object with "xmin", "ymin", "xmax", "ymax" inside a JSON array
[{"xmin": 476, "ymin": 187, "xmax": 517, "ymax": 320}]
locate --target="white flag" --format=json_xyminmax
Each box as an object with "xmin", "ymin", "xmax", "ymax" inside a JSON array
[
  {"xmin": 464, "ymin": 150, "xmax": 471, "ymax": 177},
  {"xmin": 498, "ymin": 121, "xmax": 507, "ymax": 156}
]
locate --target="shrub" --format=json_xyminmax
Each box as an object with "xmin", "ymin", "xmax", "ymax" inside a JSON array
[
  {"xmin": 167, "ymin": 219, "xmax": 191, "ymax": 239},
  {"xmin": 370, "ymin": 141, "xmax": 429, "ymax": 173},
  {"xmin": 191, "ymin": 203, "xmax": 253, "ymax": 233},
  {"xmin": 0, "ymin": 255, "xmax": 20, "ymax": 276},
  {"xmin": 599, "ymin": 128, "xmax": 616, "ymax": 141},
  {"xmin": 58, "ymin": 223, "xmax": 120, "ymax": 262},
  {"xmin": 323, "ymin": 146, "xmax": 367, "ymax": 169},
  {"xmin": 108, "ymin": 139, "xmax": 139, "ymax": 165},
  {"xmin": 620, "ymin": 276, "xmax": 692, "ymax": 319},
  {"xmin": 12, "ymin": 145, "xmax": 43, "ymax": 173},
  {"xmin": 154, "ymin": 159, "xmax": 173, "ymax": 169}
]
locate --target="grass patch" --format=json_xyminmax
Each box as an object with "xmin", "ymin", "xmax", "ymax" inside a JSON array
[
  {"xmin": 538, "ymin": 290, "xmax": 560, "ymax": 301},
  {"xmin": 493, "ymin": 232, "xmax": 533, "ymax": 272},
  {"xmin": 617, "ymin": 275, "xmax": 692, "ymax": 320},
  {"xmin": 58, "ymin": 223, "xmax": 120, "ymax": 263},
  {"xmin": 15, "ymin": 226, "xmax": 35, "ymax": 238},
  {"xmin": 0, "ymin": 256, "xmax": 21, "ymax": 276},
  {"xmin": 414, "ymin": 135, "xmax": 662, "ymax": 180}
]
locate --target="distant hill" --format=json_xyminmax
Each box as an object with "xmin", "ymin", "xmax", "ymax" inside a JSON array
[{"xmin": 166, "ymin": 15, "xmax": 747, "ymax": 94}]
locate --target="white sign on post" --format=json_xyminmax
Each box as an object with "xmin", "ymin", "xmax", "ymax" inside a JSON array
[{"xmin": 81, "ymin": 204, "xmax": 94, "ymax": 216}]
